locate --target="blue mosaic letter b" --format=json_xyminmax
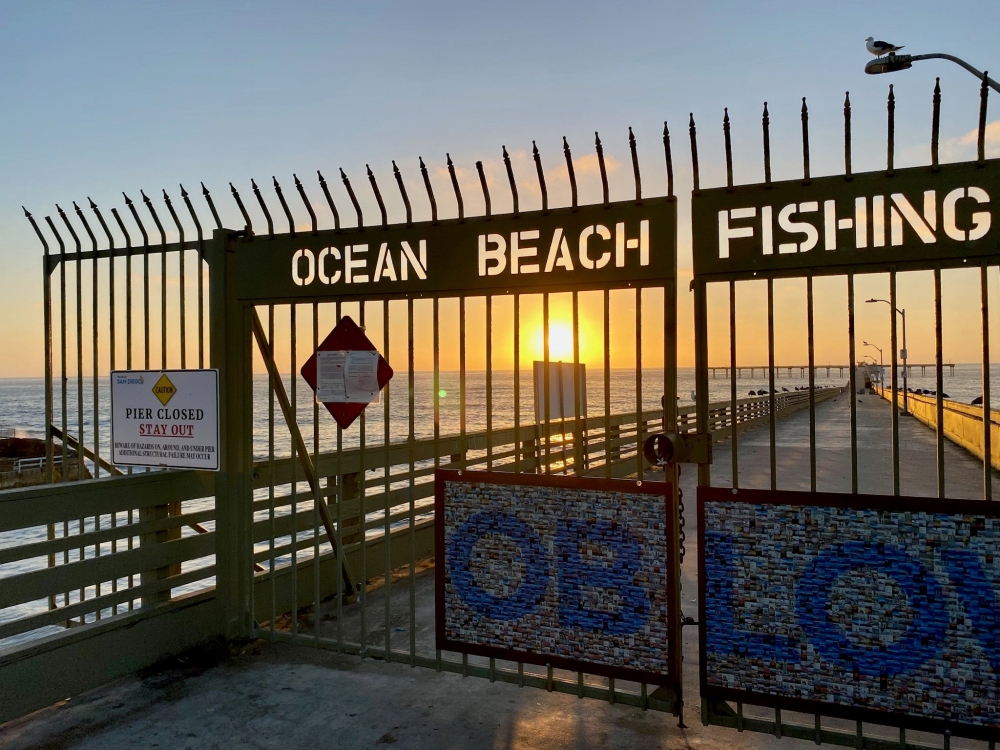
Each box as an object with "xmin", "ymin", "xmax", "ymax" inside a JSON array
[{"xmin": 555, "ymin": 519, "xmax": 649, "ymax": 634}]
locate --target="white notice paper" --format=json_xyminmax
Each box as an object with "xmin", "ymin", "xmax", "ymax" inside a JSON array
[{"xmin": 316, "ymin": 350, "xmax": 380, "ymax": 404}]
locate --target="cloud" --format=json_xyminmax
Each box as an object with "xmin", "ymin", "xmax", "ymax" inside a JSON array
[
  {"xmin": 549, "ymin": 152, "xmax": 621, "ymax": 179},
  {"xmin": 938, "ymin": 119, "xmax": 1000, "ymax": 161}
]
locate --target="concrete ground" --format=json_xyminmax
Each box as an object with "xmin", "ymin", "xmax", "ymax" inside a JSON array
[{"xmin": 1, "ymin": 395, "xmax": 994, "ymax": 749}]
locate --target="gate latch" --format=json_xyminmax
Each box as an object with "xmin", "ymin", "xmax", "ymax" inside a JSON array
[{"xmin": 643, "ymin": 432, "xmax": 712, "ymax": 467}]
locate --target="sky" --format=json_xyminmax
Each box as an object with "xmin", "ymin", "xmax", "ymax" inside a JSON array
[{"xmin": 2, "ymin": 0, "xmax": 1000, "ymax": 376}]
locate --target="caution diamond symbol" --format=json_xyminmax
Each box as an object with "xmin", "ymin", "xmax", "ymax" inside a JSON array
[{"xmin": 152, "ymin": 374, "xmax": 177, "ymax": 406}]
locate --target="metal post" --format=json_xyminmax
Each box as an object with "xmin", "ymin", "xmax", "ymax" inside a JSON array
[{"xmin": 208, "ymin": 227, "xmax": 254, "ymax": 638}]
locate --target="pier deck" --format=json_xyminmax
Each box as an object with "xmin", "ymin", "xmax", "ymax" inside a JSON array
[{"xmin": 2, "ymin": 394, "xmax": 994, "ymax": 750}]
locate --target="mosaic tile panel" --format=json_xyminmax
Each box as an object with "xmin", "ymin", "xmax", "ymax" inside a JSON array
[
  {"xmin": 703, "ymin": 494, "xmax": 1000, "ymax": 732},
  {"xmin": 438, "ymin": 475, "xmax": 674, "ymax": 681}
]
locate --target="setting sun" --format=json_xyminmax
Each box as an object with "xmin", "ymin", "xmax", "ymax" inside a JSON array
[{"xmin": 533, "ymin": 321, "xmax": 577, "ymax": 362}]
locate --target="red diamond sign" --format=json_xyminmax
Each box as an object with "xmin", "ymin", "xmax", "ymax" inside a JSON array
[{"xmin": 301, "ymin": 316, "xmax": 393, "ymax": 430}]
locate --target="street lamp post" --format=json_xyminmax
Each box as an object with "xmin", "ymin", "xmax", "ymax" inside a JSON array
[
  {"xmin": 862, "ymin": 342, "xmax": 884, "ymax": 387},
  {"xmin": 866, "ymin": 300, "xmax": 908, "ymax": 414},
  {"xmin": 865, "ymin": 52, "xmax": 1000, "ymax": 93}
]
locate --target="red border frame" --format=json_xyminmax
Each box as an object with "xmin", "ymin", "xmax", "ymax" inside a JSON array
[
  {"xmin": 435, "ymin": 469, "xmax": 680, "ymax": 689},
  {"xmin": 698, "ymin": 485, "xmax": 1000, "ymax": 741}
]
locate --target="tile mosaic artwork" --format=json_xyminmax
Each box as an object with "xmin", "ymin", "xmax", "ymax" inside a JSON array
[
  {"xmin": 703, "ymin": 500, "xmax": 1000, "ymax": 730},
  {"xmin": 441, "ymin": 479, "xmax": 671, "ymax": 676}
]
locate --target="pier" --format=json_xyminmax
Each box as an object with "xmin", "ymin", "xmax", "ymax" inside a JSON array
[{"xmin": 708, "ymin": 363, "xmax": 956, "ymax": 378}]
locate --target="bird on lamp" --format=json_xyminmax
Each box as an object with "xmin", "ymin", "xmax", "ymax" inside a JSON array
[{"xmin": 866, "ymin": 36, "xmax": 904, "ymax": 58}]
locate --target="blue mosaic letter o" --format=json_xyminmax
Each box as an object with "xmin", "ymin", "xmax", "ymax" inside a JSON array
[
  {"xmin": 795, "ymin": 541, "xmax": 949, "ymax": 677},
  {"xmin": 449, "ymin": 511, "xmax": 550, "ymax": 620}
]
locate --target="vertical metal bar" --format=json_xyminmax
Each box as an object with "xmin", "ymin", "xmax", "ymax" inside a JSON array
[
  {"xmin": 848, "ymin": 275, "xmax": 859, "ymax": 494},
  {"xmin": 460, "ymin": 297, "xmax": 467, "ymax": 469},
  {"xmin": 762, "ymin": 103, "xmax": 771, "ymax": 185},
  {"xmin": 359, "ymin": 302, "xmax": 368, "ymax": 656},
  {"xmin": 801, "ymin": 98, "xmax": 811, "ymax": 181},
  {"xmin": 123, "ymin": 195, "xmax": 150, "ymax": 371},
  {"xmin": 317, "ymin": 171, "xmax": 341, "ymax": 231},
  {"xmin": 887, "ymin": 85, "xmax": 896, "ymax": 175},
  {"xmin": 313, "ymin": 301, "xmax": 321, "ymax": 645},
  {"xmin": 45, "ymin": 218, "xmax": 69, "ymax": 484},
  {"xmin": 572, "ymin": 290, "xmax": 581, "ymax": 476},
  {"xmin": 694, "ymin": 278, "xmax": 710, "ymax": 486},
  {"xmin": 273, "ymin": 177, "xmax": 296, "ymax": 235},
  {"xmin": 383, "ymin": 299, "xmax": 392, "ymax": 659},
  {"xmin": 74, "ymin": 202, "xmax": 101, "ymax": 481},
  {"xmin": 729, "ymin": 281, "xmax": 738, "ymax": 488},
  {"xmin": 890, "ymin": 272, "xmax": 901, "ymax": 496},
  {"xmin": 563, "ymin": 138, "xmax": 578, "ymax": 209},
  {"xmin": 367, "ymin": 167, "xmax": 388, "ymax": 228},
  {"xmin": 595, "ymin": 133, "xmax": 609, "ymax": 206},
  {"xmin": 433, "ymin": 296, "xmax": 441, "ymax": 670},
  {"xmin": 635, "ymin": 288, "xmax": 643, "ymax": 477},
  {"xmin": 341, "ymin": 170, "xmax": 364, "ymax": 229},
  {"xmin": 290, "ymin": 302, "xmax": 298, "ymax": 637},
  {"xmin": 335, "ymin": 302, "xmax": 343, "ymax": 649},
  {"xmin": 180, "ymin": 186, "xmax": 206, "ymax": 369},
  {"xmin": 294, "ymin": 174, "xmax": 318, "ymax": 233},
  {"xmin": 979, "ymin": 73, "xmax": 990, "ymax": 164},
  {"xmin": 807, "ymin": 276, "xmax": 816, "ymax": 491},
  {"xmin": 543, "ymin": 293, "xmax": 551, "ymax": 474},
  {"xmin": 931, "ymin": 79, "xmax": 942, "ymax": 170},
  {"xmin": 486, "ymin": 295, "xmax": 493, "ymax": 469},
  {"xmin": 767, "ymin": 279, "xmax": 776, "ymax": 489},
  {"xmin": 629, "ymin": 127, "xmax": 641, "ymax": 200},
  {"xmin": 723, "ymin": 109, "xmax": 733, "ymax": 188},
  {"xmin": 663, "ymin": 122, "xmax": 674, "ymax": 198},
  {"xmin": 844, "ymin": 92, "xmax": 853, "ymax": 178},
  {"xmin": 419, "ymin": 158, "xmax": 438, "ymax": 223},
  {"xmin": 201, "ymin": 183, "xmax": 222, "ymax": 231},
  {"xmin": 533, "ymin": 142, "xmax": 548, "ymax": 213},
  {"xmin": 393, "ymin": 161, "xmax": 413, "ymax": 226},
  {"xmin": 252, "ymin": 179, "xmax": 275, "ymax": 238},
  {"xmin": 407, "ymin": 297, "xmax": 416, "ymax": 664},
  {"xmin": 689, "ymin": 114, "xmax": 700, "ymax": 192},
  {"xmin": 503, "ymin": 146, "xmax": 519, "ymax": 216},
  {"xmin": 140, "ymin": 191, "xmax": 167, "ymax": 370},
  {"xmin": 58, "ymin": 206, "xmax": 86, "ymax": 482},
  {"xmin": 514, "ymin": 294, "xmax": 521, "ymax": 470},
  {"xmin": 27, "ymin": 211, "xmax": 54, "ymax": 484},
  {"xmin": 604, "ymin": 289, "xmax": 611, "ymax": 478},
  {"xmin": 162, "ymin": 191, "xmax": 185, "ymax": 368},
  {"xmin": 935, "ymin": 268, "xmax": 945, "ymax": 498},
  {"xmin": 447, "ymin": 155, "xmax": 464, "ymax": 220},
  {"xmin": 982, "ymin": 262, "xmax": 992, "ymax": 499},
  {"xmin": 229, "ymin": 182, "xmax": 253, "ymax": 236},
  {"xmin": 476, "ymin": 161, "xmax": 491, "ymax": 218},
  {"xmin": 268, "ymin": 304, "xmax": 276, "ymax": 638}
]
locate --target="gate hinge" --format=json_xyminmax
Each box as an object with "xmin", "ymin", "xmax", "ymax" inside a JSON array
[{"xmin": 643, "ymin": 432, "xmax": 713, "ymax": 466}]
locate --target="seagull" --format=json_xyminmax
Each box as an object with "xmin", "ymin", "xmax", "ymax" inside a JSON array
[{"xmin": 866, "ymin": 37, "xmax": 904, "ymax": 57}]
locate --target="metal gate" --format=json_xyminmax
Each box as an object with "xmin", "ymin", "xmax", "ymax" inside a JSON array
[{"xmin": 691, "ymin": 79, "xmax": 1000, "ymax": 746}]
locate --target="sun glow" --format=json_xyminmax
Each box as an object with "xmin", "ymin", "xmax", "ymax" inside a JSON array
[{"xmin": 533, "ymin": 321, "xmax": 578, "ymax": 362}]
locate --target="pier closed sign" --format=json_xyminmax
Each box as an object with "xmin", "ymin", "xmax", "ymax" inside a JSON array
[{"xmin": 111, "ymin": 369, "xmax": 220, "ymax": 471}]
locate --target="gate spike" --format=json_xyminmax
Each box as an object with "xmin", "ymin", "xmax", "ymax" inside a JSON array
[
  {"xmin": 447, "ymin": 154, "xmax": 464, "ymax": 221},
  {"xmin": 57, "ymin": 204, "xmax": 82, "ymax": 253},
  {"xmin": 141, "ymin": 190, "xmax": 166, "ymax": 247},
  {"xmin": 476, "ymin": 160, "xmax": 491, "ymax": 218},
  {"xmin": 229, "ymin": 182, "xmax": 253, "ymax": 236},
  {"xmin": 90, "ymin": 197, "xmax": 115, "ymax": 251},
  {"xmin": 723, "ymin": 110, "xmax": 733, "ymax": 189},
  {"xmin": 293, "ymin": 175, "xmax": 317, "ymax": 234},
  {"xmin": 844, "ymin": 92, "xmax": 853, "ymax": 178},
  {"xmin": 23, "ymin": 207, "xmax": 49, "ymax": 255},
  {"xmin": 563, "ymin": 137, "xmax": 578, "ymax": 209},
  {"xmin": 629, "ymin": 126, "xmax": 641, "ymax": 200},
  {"xmin": 163, "ymin": 189, "xmax": 184, "ymax": 250},
  {"xmin": 200, "ymin": 182, "xmax": 222, "ymax": 230},
  {"xmin": 689, "ymin": 114, "xmax": 700, "ymax": 193},
  {"xmin": 367, "ymin": 165, "xmax": 388, "ymax": 228},
  {"xmin": 502, "ymin": 146, "xmax": 519, "ymax": 216},
  {"xmin": 595, "ymin": 132, "xmax": 609, "ymax": 205},
  {"xmin": 663, "ymin": 122, "xmax": 674, "ymax": 198},
  {"xmin": 887, "ymin": 85, "xmax": 896, "ymax": 175},
  {"xmin": 392, "ymin": 161, "xmax": 413, "ymax": 226},
  {"xmin": 123, "ymin": 193, "xmax": 149, "ymax": 246},
  {"xmin": 762, "ymin": 103, "xmax": 771, "ymax": 185},
  {"xmin": 45, "ymin": 216, "xmax": 65, "ymax": 257},
  {"xmin": 931, "ymin": 79, "xmax": 942, "ymax": 171},
  {"xmin": 317, "ymin": 171, "xmax": 341, "ymax": 231},
  {"xmin": 251, "ymin": 179, "xmax": 274, "ymax": 238},
  {"xmin": 340, "ymin": 168, "xmax": 364, "ymax": 229},
  {"xmin": 419, "ymin": 157, "xmax": 438, "ymax": 223},
  {"xmin": 978, "ymin": 72, "xmax": 990, "ymax": 164},
  {"xmin": 800, "ymin": 98, "xmax": 811, "ymax": 182},
  {"xmin": 532, "ymin": 141, "xmax": 547, "ymax": 213},
  {"xmin": 180, "ymin": 185, "xmax": 204, "ymax": 251},
  {"xmin": 74, "ymin": 200, "xmax": 99, "ymax": 251},
  {"xmin": 111, "ymin": 207, "xmax": 131, "ymax": 249},
  {"xmin": 272, "ymin": 176, "xmax": 295, "ymax": 235}
]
